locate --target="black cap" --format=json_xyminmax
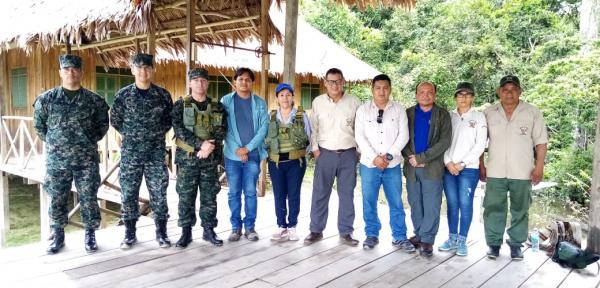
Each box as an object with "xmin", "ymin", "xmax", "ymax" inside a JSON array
[
  {"xmin": 131, "ymin": 53, "xmax": 153, "ymax": 67},
  {"xmin": 454, "ymin": 82, "xmax": 474, "ymax": 96},
  {"xmin": 59, "ymin": 54, "xmax": 82, "ymax": 69},
  {"xmin": 499, "ymin": 75, "xmax": 520, "ymax": 88},
  {"xmin": 188, "ymin": 68, "xmax": 209, "ymax": 80}
]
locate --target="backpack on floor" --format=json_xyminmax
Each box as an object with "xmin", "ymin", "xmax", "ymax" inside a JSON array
[{"xmin": 551, "ymin": 240, "xmax": 600, "ymax": 270}]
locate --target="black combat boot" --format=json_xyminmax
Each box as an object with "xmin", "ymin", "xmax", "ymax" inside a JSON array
[
  {"xmin": 46, "ymin": 228, "xmax": 65, "ymax": 255},
  {"xmin": 203, "ymin": 228, "xmax": 223, "ymax": 247},
  {"xmin": 120, "ymin": 219, "xmax": 137, "ymax": 250},
  {"xmin": 155, "ymin": 219, "xmax": 172, "ymax": 248},
  {"xmin": 84, "ymin": 228, "xmax": 98, "ymax": 253},
  {"xmin": 175, "ymin": 226, "xmax": 193, "ymax": 248}
]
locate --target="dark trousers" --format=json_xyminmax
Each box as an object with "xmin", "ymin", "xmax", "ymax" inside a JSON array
[
  {"xmin": 406, "ymin": 167, "xmax": 443, "ymax": 244},
  {"xmin": 309, "ymin": 148, "xmax": 357, "ymax": 234},
  {"xmin": 268, "ymin": 158, "xmax": 307, "ymax": 228}
]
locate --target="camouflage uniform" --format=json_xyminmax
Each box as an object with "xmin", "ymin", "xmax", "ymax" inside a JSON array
[
  {"xmin": 110, "ymin": 83, "xmax": 173, "ymax": 221},
  {"xmin": 33, "ymin": 84, "xmax": 109, "ymax": 230},
  {"xmin": 172, "ymin": 96, "xmax": 227, "ymax": 228}
]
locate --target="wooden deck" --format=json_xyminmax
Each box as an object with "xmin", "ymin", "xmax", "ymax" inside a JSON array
[{"xmin": 0, "ymin": 183, "xmax": 599, "ymax": 288}]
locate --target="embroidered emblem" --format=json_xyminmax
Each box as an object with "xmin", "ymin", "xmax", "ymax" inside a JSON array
[
  {"xmin": 468, "ymin": 120, "xmax": 476, "ymax": 128},
  {"xmin": 346, "ymin": 118, "xmax": 354, "ymax": 127},
  {"xmin": 520, "ymin": 126, "xmax": 528, "ymax": 135}
]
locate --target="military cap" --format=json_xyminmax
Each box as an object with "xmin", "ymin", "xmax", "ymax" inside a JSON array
[
  {"xmin": 188, "ymin": 68, "xmax": 209, "ymax": 80},
  {"xmin": 499, "ymin": 75, "xmax": 520, "ymax": 88},
  {"xmin": 454, "ymin": 82, "xmax": 474, "ymax": 96},
  {"xmin": 131, "ymin": 53, "xmax": 154, "ymax": 67},
  {"xmin": 59, "ymin": 54, "xmax": 82, "ymax": 69},
  {"xmin": 275, "ymin": 83, "xmax": 294, "ymax": 95}
]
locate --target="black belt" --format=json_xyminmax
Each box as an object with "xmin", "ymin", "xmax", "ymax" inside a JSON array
[{"xmin": 320, "ymin": 146, "xmax": 356, "ymax": 153}]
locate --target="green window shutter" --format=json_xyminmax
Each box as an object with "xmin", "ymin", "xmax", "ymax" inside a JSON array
[
  {"xmin": 11, "ymin": 68, "xmax": 27, "ymax": 109},
  {"xmin": 96, "ymin": 75, "xmax": 107, "ymax": 99},
  {"xmin": 301, "ymin": 84, "xmax": 312, "ymax": 109}
]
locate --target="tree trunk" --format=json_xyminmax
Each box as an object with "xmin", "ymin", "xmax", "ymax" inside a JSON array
[
  {"xmin": 580, "ymin": 0, "xmax": 599, "ymax": 55},
  {"xmin": 587, "ymin": 103, "xmax": 600, "ymax": 253}
]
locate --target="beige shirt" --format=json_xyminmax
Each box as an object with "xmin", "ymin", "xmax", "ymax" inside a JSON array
[
  {"xmin": 310, "ymin": 93, "xmax": 361, "ymax": 151},
  {"xmin": 484, "ymin": 101, "xmax": 548, "ymax": 180},
  {"xmin": 355, "ymin": 100, "xmax": 409, "ymax": 168}
]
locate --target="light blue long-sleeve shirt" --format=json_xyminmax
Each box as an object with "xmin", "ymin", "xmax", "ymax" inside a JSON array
[{"xmin": 221, "ymin": 92, "xmax": 269, "ymax": 161}]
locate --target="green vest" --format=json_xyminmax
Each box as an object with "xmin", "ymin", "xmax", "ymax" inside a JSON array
[
  {"xmin": 182, "ymin": 96, "xmax": 223, "ymax": 140},
  {"xmin": 267, "ymin": 107, "xmax": 308, "ymax": 157}
]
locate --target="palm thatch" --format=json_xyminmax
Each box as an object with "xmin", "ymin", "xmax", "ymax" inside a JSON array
[
  {"xmin": 157, "ymin": 3, "xmax": 380, "ymax": 82},
  {"xmin": 0, "ymin": 0, "xmax": 282, "ymax": 67},
  {"xmin": 335, "ymin": 0, "xmax": 416, "ymax": 9}
]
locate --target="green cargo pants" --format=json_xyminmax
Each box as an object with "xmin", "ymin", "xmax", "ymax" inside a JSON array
[{"xmin": 483, "ymin": 177, "xmax": 532, "ymax": 247}]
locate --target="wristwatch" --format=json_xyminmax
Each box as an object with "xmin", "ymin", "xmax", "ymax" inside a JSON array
[{"xmin": 385, "ymin": 153, "xmax": 393, "ymax": 161}]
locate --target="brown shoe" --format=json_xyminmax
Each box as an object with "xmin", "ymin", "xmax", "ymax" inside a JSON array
[
  {"xmin": 420, "ymin": 242, "xmax": 433, "ymax": 257},
  {"xmin": 409, "ymin": 235, "xmax": 421, "ymax": 248},
  {"xmin": 303, "ymin": 232, "xmax": 323, "ymax": 245},
  {"xmin": 340, "ymin": 233, "xmax": 359, "ymax": 246}
]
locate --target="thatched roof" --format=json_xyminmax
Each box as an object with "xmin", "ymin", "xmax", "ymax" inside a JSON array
[
  {"xmin": 0, "ymin": 0, "xmax": 282, "ymax": 66},
  {"xmin": 158, "ymin": 3, "xmax": 379, "ymax": 82},
  {"xmin": 335, "ymin": 0, "xmax": 416, "ymax": 9}
]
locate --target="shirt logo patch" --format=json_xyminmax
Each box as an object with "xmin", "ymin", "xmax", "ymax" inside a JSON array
[
  {"xmin": 346, "ymin": 118, "xmax": 354, "ymax": 127},
  {"xmin": 520, "ymin": 126, "xmax": 528, "ymax": 135},
  {"xmin": 468, "ymin": 120, "xmax": 477, "ymax": 128}
]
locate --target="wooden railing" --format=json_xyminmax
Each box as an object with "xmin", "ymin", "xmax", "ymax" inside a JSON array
[{"xmin": 0, "ymin": 116, "xmax": 42, "ymax": 170}]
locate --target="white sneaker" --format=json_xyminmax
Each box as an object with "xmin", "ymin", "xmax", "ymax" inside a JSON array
[
  {"xmin": 288, "ymin": 227, "xmax": 299, "ymax": 241},
  {"xmin": 271, "ymin": 227, "xmax": 288, "ymax": 241}
]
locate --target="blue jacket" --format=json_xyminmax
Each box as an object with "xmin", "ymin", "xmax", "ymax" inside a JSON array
[{"xmin": 220, "ymin": 92, "xmax": 269, "ymax": 161}]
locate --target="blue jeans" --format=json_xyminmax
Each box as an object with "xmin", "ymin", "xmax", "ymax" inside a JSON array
[
  {"xmin": 443, "ymin": 168, "xmax": 479, "ymax": 237},
  {"xmin": 360, "ymin": 164, "xmax": 408, "ymax": 241},
  {"xmin": 225, "ymin": 157, "xmax": 260, "ymax": 230},
  {"xmin": 268, "ymin": 158, "xmax": 307, "ymax": 228}
]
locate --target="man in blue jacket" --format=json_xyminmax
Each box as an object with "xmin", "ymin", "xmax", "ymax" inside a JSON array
[{"xmin": 221, "ymin": 67, "xmax": 269, "ymax": 242}]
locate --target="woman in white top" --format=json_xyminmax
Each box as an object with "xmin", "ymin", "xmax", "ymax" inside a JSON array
[{"xmin": 438, "ymin": 82, "xmax": 487, "ymax": 256}]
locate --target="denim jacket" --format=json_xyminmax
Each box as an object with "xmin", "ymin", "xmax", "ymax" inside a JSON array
[{"xmin": 220, "ymin": 92, "xmax": 269, "ymax": 161}]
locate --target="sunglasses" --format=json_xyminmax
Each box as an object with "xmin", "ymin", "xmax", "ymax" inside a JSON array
[{"xmin": 377, "ymin": 109, "xmax": 384, "ymax": 124}]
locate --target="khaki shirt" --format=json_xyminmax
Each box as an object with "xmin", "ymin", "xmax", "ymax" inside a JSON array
[
  {"xmin": 310, "ymin": 93, "xmax": 361, "ymax": 151},
  {"xmin": 484, "ymin": 101, "xmax": 548, "ymax": 180}
]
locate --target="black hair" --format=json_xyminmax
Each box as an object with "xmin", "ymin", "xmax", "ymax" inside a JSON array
[
  {"xmin": 372, "ymin": 74, "xmax": 392, "ymax": 87},
  {"xmin": 234, "ymin": 67, "xmax": 255, "ymax": 81},
  {"xmin": 325, "ymin": 68, "xmax": 344, "ymax": 79},
  {"xmin": 415, "ymin": 81, "xmax": 437, "ymax": 93}
]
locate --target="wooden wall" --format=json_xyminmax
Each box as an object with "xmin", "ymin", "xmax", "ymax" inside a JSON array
[{"xmin": 1, "ymin": 47, "xmax": 324, "ymax": 117}]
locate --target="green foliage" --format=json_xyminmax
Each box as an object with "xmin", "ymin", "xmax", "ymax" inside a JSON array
[{"xmin": 301, "ymin": 0, "xmax": 597, "ymax": 208}]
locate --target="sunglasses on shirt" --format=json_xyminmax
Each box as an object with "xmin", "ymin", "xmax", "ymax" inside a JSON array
[{"xmin": 377, "ymin": 109, "xmax": 384, "ymax": 124}]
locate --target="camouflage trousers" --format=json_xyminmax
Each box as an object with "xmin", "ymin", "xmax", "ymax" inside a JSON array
[
  {"xmin": 120, "ymin": 161, "xmax": 169, "ymax": 221},
  {"xmin": 176, "ymin": 162, "xmax": 221, "ymax": 228},
  {"xmin": 44, "ymin": 163, "xmax": 101, "ymax": 229}
]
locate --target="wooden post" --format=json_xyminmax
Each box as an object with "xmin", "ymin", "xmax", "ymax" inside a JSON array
[
  {"xmin": 185, "ymin": 0, "xmax": 195, "ymax": 92},
  {"xmin": 0, "ymin": 172, "xmax": 9, "ymax": 247},
  {"xmin": 39, "ymin": 183, "xmax": 50, "ymax": 240},
  {"xmin": 66, "ymin": 42, "xmax": 72, "ymax": 54},
  {"xmin": 257, "ymin": 0, "xmax": 271, "ymax": 197},
  {"xmin": 587, "ymin": 103, "xmax": 600, "ymax": 253},
  {"xmin": 282, "ymin": 0, "xmax": 298, "ymax": 85}
]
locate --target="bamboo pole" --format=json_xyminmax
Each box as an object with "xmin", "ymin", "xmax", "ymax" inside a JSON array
[
  {"xmin": 257, "ymin": 0, "xmax": 271, "ymax": 197},
  {"xmin": 185, "ymin": 0, "xmax": 195, "ymax": 92}
]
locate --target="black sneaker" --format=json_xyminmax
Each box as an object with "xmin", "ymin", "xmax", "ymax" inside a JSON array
[
  {"xmin": 362, "ymin": 236, "xmax": 379, "ymax": 249},
  {"xmin": 487, "ymin": 245, "xmax": 500, "ymax": 259},
  {"xmin": 510, "ymin": 246, "xmax": 523, "ymax": 261}
]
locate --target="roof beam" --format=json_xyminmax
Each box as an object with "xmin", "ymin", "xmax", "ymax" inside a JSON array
[{"xmin": 70, "ymin": 16, "xmax": 258, "ymax": 51}]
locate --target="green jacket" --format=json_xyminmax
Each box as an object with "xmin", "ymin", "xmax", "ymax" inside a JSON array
[{"xmin": 401, "ymin": 103, "xmax": 452, "ymax": 181}]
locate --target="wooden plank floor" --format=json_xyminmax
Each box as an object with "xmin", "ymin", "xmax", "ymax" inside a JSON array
[{"xmin": 0, "ymin": 177, "xmax": 599, "ymax": 288}]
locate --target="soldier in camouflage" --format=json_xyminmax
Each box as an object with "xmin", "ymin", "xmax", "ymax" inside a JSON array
[
  {"xmin": 172, "ymin": 68, "xmax": 227, "ymax": 248},
  {"xmin": 33, "ymin": 54, "xmax": 109, "ymax": 254},
  {"xmin": 110, "ymin": 53, "xmax": 174, "ymax": 249}
]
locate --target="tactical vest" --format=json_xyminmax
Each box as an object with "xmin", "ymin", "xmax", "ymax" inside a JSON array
[
  {"xmin": 182, "ymin": 96, "xmax": 223, "ymax": 140},
  {"xmin": 267, "ymin": 107, "xmax": 309, "ymax": 163},
  {"xmin": 176, "ymin": 96, "xmax": 224, "ymax": 155}
]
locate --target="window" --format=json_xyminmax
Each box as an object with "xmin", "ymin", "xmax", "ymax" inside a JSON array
[
  {"xmin": 208, "ymin": 75, "xmax": 233, "ymax": 100},
  {"xmin": 11, "ymin": 68, "xmax": 27, "ymax": 109},
  {"xmin": 96, "ymin": 67, "xmax": 134, "ymax": 106},
  {"xmin": 300, "ymin": 83, "xmax": 321, "ymax": 109}
]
